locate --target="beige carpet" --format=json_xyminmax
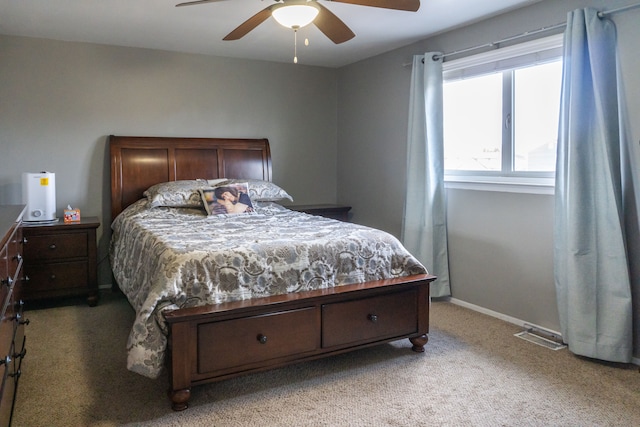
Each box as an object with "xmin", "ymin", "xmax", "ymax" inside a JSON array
[{"xmin": 12, "ymin": 291, "xmax": 640, "ymax": 427}]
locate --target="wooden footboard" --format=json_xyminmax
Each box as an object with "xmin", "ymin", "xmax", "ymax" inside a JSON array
[{"xmin": 165, "ymin": 274, "xmax": 435, "ymax": 411}]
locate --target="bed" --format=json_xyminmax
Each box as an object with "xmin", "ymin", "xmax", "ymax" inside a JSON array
[{"xmin": 109, "ymin": 135, "xmax": 436, "ymax": 410}]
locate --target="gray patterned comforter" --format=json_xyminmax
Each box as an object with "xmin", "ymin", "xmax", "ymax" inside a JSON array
[{"xmin": 110, "ymin": 200, "xmax": 427, "ymax": 378}]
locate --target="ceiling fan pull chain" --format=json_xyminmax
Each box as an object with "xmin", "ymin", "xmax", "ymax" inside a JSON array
[{"xmin": 293, "ymin": 27, "xmax": 298, "ymax": 64}]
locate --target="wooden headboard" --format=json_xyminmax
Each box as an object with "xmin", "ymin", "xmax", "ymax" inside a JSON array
[{"xmin": 109, "ymin": 135, "xmax": 272, "ymax": 221}]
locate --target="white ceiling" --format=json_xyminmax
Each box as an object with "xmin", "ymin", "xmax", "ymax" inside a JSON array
[{"xmin": 0, "ymin": 0, "xmax": 541, "ymax": 68}]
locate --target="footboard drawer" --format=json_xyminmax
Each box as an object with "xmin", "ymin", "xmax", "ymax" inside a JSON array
[
  {"xmin": 197, "ymin": 306, "xmax": 319, "ymax": 374},
  {"xmin": 321, "ymin": 289, "xmax": 418, "ymax": 348}
]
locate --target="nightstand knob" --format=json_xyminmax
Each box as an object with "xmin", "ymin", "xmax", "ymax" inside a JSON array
[
  {"xmin": 368, "ymin": 314, "xmax": 378, "ymax": 323},
  {"xmin": 257, "ymin": 334, "xmax": 268, "ymax": 344},
  {"xmin": 49, "ymin": 244, "xmax": 57, "ymax": 250},
  {"xmin": 49, "ymin": 274, "xmax": 56, "ymax": 281}
]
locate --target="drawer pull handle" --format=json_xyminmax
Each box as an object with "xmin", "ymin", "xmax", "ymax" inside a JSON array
[
  {"xmin": 368, "ymin": 314, "xmax": 378, "ymax": 323},
  {"xmin": 50, "ymin": 274, "xmax": 57, "ymax": 281},
  {"xmin": 14, "ymin": 313, "xmax": 30, "ymax": 326},
  {"xmin": 49, "ymin": 244, "xmax": 57, "ymax": 250},
  {"xmin": 13, "ymin": 348, "xmax": 26, "ymax": 360},
  {"xmin": 257, "ymin": 334, "xmax": 268, "ymax": 344}
]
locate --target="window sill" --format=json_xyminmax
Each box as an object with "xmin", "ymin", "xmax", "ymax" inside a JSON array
[{"xmin": 444, "ymin": 175, "xmax": 555, "ymax": 195}]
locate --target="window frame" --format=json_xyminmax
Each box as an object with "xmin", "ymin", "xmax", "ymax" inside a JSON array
[{"xmin": 442, "ymin": 34, "xmax": 564, "ymax": 194}]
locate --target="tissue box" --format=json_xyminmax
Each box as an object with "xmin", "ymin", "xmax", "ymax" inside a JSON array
[{"xmin": 63, "ymin": 208, "xmax": 81, "ymax": 223}]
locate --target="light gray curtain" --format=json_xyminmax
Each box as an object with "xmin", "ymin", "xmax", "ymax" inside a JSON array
[
  {"xmin": 402, "ymin": 53, "xmax": 451, "ymax": 298},
  {"xmin": 554, "ymin": 8, "xmax": 636, "ymax": 362}
]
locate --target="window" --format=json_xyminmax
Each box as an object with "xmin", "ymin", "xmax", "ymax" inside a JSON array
[{"xmin": 442, "ymin": 34, "xmax": 563, "ymax": 191}]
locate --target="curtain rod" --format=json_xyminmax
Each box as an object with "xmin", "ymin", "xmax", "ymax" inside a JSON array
[
  {"xmin": 403, "ymin": 1, "xmax": 640, "ymax": 66},
  {"xmin": 432, "ymin": 22, "xmax": 565, "ymax": 62},
  {"xmin": 598, "ymin": 2, "xmax": 640, "ymax": 17}
]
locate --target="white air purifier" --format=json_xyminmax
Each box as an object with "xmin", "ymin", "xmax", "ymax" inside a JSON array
[{"xmin": 22, "ymin": 172, "xmax": 57, "ymax": 222}]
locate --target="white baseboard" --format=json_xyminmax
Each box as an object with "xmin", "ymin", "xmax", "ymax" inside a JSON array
[
  {"xmin": 446, "ymin": 297, "xmax": 563, "ymax": 337},
  {"xmin": 445, "ymin": 297, "xmax": 640, "ymax": 367}
]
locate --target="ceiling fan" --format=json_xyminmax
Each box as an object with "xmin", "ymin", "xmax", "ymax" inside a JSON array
[{"xmin": 175, "ymin": 0, "xmax": 421, "ymax": 44}]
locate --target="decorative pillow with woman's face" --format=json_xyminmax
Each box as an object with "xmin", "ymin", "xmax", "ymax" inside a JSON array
[
  {"xmin": 207, "ymin": 179, "xmax": 293, "ymax": 202},
  {"xmin": 200, "ymin": 182, "xmax": 254, "ymax": 215}
]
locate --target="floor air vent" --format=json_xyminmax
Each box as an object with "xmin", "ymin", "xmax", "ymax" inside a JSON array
[{"xmin": 514, "ymin": 325, "xmax": 566, "ymax": 350}]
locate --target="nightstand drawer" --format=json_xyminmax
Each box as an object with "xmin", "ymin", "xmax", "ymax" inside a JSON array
[
  {"xmin": 23, "ymin": 261, "xmax": 88, "ymax": 292},
  {"xmin": 23, "ymin": 233, "xmax": 87, "ymax": 261}
]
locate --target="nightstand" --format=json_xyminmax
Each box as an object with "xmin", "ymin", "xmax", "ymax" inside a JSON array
[
  {"xmin": 21, "ymin": 217, "xmax": 100, "ymax": 306},
  {"xmin": 288, "ymin": 204, "xmax": 352, "ymax": 222}
]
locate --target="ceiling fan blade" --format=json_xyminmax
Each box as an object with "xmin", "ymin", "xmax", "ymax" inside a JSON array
[
  {"xmin": 175, "ymin": 0, "xmax": 229, "ymax": 7},
  {"xmin": 329, "ymin": 0, "xmax": 420, "ymax": 12},
  {"xmin": 314, "ymin": 3, "xmax": 355, "ymax": 44},
  {"xmin": 223, "ymin": 6, "xmax": 273, "ymax": 41}
]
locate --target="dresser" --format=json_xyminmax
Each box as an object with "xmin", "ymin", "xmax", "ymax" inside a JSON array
[
  {"xmin": 0, "ymin": 205, "xmax": 27, "ymax": 427},
  {"xmin": 21, "ymin": 217, "xmax": 99, "ymax": 307}
]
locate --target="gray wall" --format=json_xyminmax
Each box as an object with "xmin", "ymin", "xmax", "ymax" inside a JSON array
[
  {"xmin": 0, "ymin": 36, "xmax": 338, "ymax": 285},
  {"xmin": 1, "ymin": 0, "xmax": 638, "ymax": 357},
  {"xmin": 336, "ymin": 0, "xmax": 640, "ymax": 354}
]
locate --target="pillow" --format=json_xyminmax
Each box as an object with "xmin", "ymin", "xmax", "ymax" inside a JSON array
[
  {"xmin": 144, "ymin": 179, "xmax": 210, "ymax": 208},
  {"xmin": 206, "ymin": 178, "xmax": 228, "ymax": 187},
  {"xmin": 207, "ymin": 179, "xmax": 293, "ymax": 202},
  {"xmin": 200, "ymin": 182, "xmax": 254, "ymax": 215}
]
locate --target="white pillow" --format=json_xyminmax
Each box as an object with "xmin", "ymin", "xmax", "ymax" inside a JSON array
[{"xmin": 144, "ymin": 179, "xmax": 209, "ymax": 208}]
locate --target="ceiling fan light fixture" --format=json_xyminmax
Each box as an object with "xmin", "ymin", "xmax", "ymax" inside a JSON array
[{"xmin": 271, "ymin": 3, "xmax": 320, "ymax": 29}]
